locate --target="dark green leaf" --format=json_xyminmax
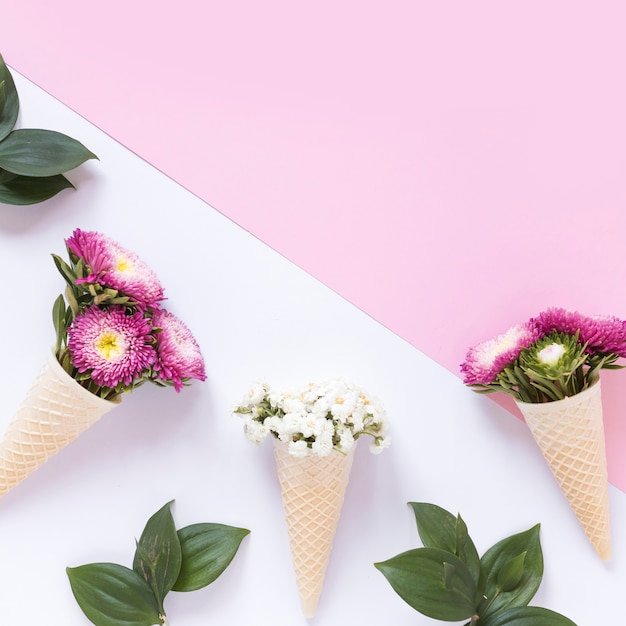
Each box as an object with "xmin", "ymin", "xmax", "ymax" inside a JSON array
[
  {"xmin": 478, "ymin": 524, "xmax": 543, "ymax": 618},
  {"xmin": 172, "ymin": 523, "xmax": 250, "ymax": 592},
  {"xmin": 409, "ymin": 502, "xmax": 480, "ymax": 584},
  {"xmin": 496, "ymin": 552, "xmax": 527, "ymax": 592},
  {"xmin": 478, "ymin": 606, "xmax": 578, "ymax": 626},
  {"xmin": 0, "ymin": 171, "xmax": 74, "ymax": 205},
  {"xmin": 0, "ymin": 82, "xmax": 6, "ymax": 123},
  {"xmin": 409, "ymin": 502, "xmax": 457, "ymax": 552},
  {"xmin": 375, "ymin": 547, "xmax": 477, "ymax": 621},
  {"xmin": 455, "ymin": 514, "xmax": 480, "ymax": 583},
  {"xmin": 0, "ymin": 128, "xmax": 97, "ymax": 177},
  {"xmin": 66, "ymin": 563, "xmax": 162, "ymax": 626},
  {"xmin": 443, "ymin": 561, "xmax": 457, "ymax": 591},
  {"xmin": 132, "ymin": 501, "xmax": 182, "ymax": 613},
  {"xmin": 0, "ymin": 55, "xmax": 19, "ymax": 141}
]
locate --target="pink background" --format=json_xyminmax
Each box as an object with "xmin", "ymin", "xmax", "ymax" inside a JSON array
[{"xmin": 4, "ymin": 2, "xmax": 626, "ymax": 486}]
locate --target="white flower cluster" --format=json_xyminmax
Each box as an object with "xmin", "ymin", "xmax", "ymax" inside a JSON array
[{"xmin": 233, "ymin": 377, "xmax": 390, "ymax": 457}]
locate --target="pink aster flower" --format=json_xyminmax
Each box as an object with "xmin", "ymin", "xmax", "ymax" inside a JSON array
[
  {"xmin": 66, "ymin": 228, "xmax": 164, "ymax": 308},
  {"xmin": 535, "ymin": 307, "xmax": 626, "ymax": 357},
  {"xmin": 68, "ymin": 306, "xmax": 157, "ymax": 388},
  {"xmin": 152, "ymin": 309, "xmax": 206, "ymax": 392},
  {"xmin": 461, "ymin": 322, "xmax": 541, "ymax": 385},
  {"xmin": 66, "ymin": 229, "xmax": 111, "ymax": 275}
]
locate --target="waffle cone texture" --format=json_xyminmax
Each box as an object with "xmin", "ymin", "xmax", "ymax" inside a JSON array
[
  {"xmin": 273, "ymin": 439, "xmax": 356, "ymax": 618},
  {"xmin": 515, "ymin": 381, "xmax": 611, "ymax": 559},
  {"xmin": 0, "ymin": 351, "xmax": 119, "ymax": 497}
]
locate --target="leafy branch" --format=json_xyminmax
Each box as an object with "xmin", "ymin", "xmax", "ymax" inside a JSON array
[
  {"xmin": 375, "ymin": 502, "xmax": 577, "ymax": 626},
  {"xmin": 67, "ymin": 501, "xmax": 250, "ymax": 626},
  {"xmin": 0, "ymin": 53, "xmax": 97, "ymax": 205}
]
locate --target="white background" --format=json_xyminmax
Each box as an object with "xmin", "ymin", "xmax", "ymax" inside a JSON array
[{"xmin": 0, "ymin": 72, "xmax": 623, "ymax": 625}]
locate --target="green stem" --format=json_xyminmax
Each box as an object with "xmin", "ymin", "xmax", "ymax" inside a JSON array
[{"xmin": 478, "ymin": 586, "xmax": 502, "ymax": 618}]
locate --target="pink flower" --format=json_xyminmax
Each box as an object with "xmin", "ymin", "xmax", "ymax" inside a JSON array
[
  {"xmin": 66, "ymin": 228, "xmax": 164, "ymax": 308},
  {"xmin": 535, "ymin": 307, "xmax": 626, "ymax": 357},
  {"xmin": 66, "ymin": 229, "xmax": 110, "ymax": 274},
  {"xmin": 153, "ymin": 309, "xmax": 206, "ymax": 392},
  {"xmin": 68, "ymin": 306, "xmax": 157, "ymax": 388},
  {"xmin": 461, "ymin": 322, "xmax": 541, "ymax": 385}
]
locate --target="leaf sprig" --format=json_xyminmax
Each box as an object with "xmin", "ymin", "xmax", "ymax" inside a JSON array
[
  {"xmin": 67, "ymin": 501, "xmax": 250, "ymax": 626},
  {"xmin": 0, "ymin": 53, "xmax": 97, "ymax": 205},
  {"xmin": 375, "ymin": 503, "xmax": 577, "ymax": 626}
]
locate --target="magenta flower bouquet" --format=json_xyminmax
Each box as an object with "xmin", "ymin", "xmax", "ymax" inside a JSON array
[
  {"xmin": 461, "ymin": 308, "xmax": 626, "ymax": 559},
  {"xmin": 52, "ymin": 228, "xmax": 206, "ymax": 399},
  {"xmin": 461, "ymin": 308, "xmax": 626, "ymax": 403},
  {"xmin": 0, "ymin": 229, "xmax": 206, "ymax": 499}
]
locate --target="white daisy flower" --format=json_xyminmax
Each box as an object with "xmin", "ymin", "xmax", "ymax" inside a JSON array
[
  {"xmin": 288, "ymin": 440, "xmax": 309, "ymax": 457},
  {"xmin": 339, "ymin": 430, "xmax": 355, "ymax": 452},
  {"xmin": 244, "ymin": 419, "xmax": 269, "ymax": 445},
  {"xmin": 246, "ymin": 383, "xmax": 267, "ymax": 405},
  {"xmin": 312, "ymin": 433, "xmax": 333, "ymax": 456}
]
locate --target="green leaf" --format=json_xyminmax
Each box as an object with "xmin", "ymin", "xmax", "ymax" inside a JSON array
[
  {"xmin": 58, "ymin": 346, "xmax": 74, "ymax": 375},
  {"xmin": 0, "ymin": 55, "xmax": 19, "ymax": 141},
  {"xmin": 0, "ymin": 171, "xmax": 74, "ymax": 204},
  {"xmin": 52, "ymin": 253, "xmax": 78, "ymax": 287},
  {"xmin": 65, "ymin": 283, "xmax": 80, "ymax": 317},
  {"xmin": 409, "ymin": 502, "xmax": 480, "ymax": 584},
  {"xmin": 496, "ymin": 551, "xmax": 527, "ymax": 592},
  {"xmin": 172, "ymin": 523, "xmax": 250, "ymax": 592},
  {"xmin": 0, "ymin": 128, "xmax": 97, "ymax": 176},
  {"xmin": 52, "ymin": 294, "xmax": 67, "ymax": 354},
  {"xmin": 0, "ymin": 81, "xmax": 6, "ymax": 122},
  {"xmin": 375, "ymin": 547, "xmax": 477, "ymax": 621},
  {"xmin": 455, "ymin": 514, "xmax": 480, "ymax": 584},
  {"xmin": 443, "ymin": 561, "xmax": 457, "ymax": 591},
  {"xmin": 478, "ymin": 524, "xmax": 543, "ymax": 619},
  {"xmin": 478, "ymin": 606, "xmax": 578, "ymax": 626},
  {"xmin": 409, "ymin": 502, "xmax": 457, "ymax": 552},
  {"xmin": 132, "ymin": 501, "xmax": 182, "ymax": 614},
  {"xmin": 66, "ymin": 563, "xmax": 162, "ymax": 626}
]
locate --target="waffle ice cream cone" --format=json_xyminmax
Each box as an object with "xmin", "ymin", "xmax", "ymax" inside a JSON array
[
  {"xmin": 273, "ymin": 439, "xmax": 356, "ymax": 618},
  {"xmin": 0, "ymin": 350, "xmax": 119, "ymax": 497},
  {"xmin": 515, "ymin": 380, "xmax": 611, "ymax": 559}
]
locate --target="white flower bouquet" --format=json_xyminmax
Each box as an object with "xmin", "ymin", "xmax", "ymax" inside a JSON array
[
  {"xmin": 234, "ymin": 377, "xmax": 390, "ymax": 617},
  {"xmin": 234, "ymin": 377, "xmax": 390, "ymax": 457}
]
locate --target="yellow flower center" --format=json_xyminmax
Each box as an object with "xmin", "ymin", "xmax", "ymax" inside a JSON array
[
  {"xmin": 116, "ymin": 255, "xmax": 133, "ymax": 274},
  {"xmin": 96, "ymin": 332, "xmax": 124, "ymax": 360},
  {"xmin": 490, "ymin": 334, "xmax": 518, "ymax": 358}
]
